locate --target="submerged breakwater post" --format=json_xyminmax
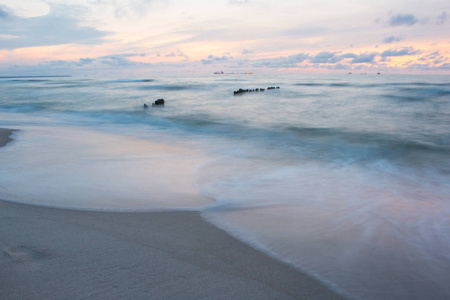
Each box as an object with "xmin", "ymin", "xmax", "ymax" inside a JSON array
[
  {"xmin": 233, "ymin": 88, "xmax": 266, "ymax": 95},
  {"xmin": 233, "ymin": 86, "xmax": 278, "ymax": 95}
]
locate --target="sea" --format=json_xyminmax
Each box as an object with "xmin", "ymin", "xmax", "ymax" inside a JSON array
[{"xmin": 0, "ymin": 74, "xmax": 449, "ymax": 299}]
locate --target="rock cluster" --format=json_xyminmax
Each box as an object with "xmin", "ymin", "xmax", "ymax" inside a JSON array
[{"xmin": 153, "ymin": 99, "xmax": 165, "ymax": 106}]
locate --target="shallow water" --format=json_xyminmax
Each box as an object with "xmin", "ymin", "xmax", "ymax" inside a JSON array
[{"xmin": 1, "ymin": 74, "xmax": 449, "ymax": 299}]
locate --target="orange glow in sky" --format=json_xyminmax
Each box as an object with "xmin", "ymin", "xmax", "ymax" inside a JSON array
[{"xmin": 0, "ymin": 0, "xmax": 449, "ymax": 75}]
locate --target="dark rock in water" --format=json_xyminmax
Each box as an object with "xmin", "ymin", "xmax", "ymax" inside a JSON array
[
  {"xmin": 152, "ymin": 99, "xmax": 165, "ymax": 106},
  {"xmin": 143, "ymin": 103, "xmax": 148, "ymax": 109}
]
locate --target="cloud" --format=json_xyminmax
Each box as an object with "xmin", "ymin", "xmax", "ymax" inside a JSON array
[
  {"xmin": 0, "ymin": 33, "xmax": 20, "ymax": 39},
  {"xmin": 407, "ymin": 62, "xmax": 450, "ymax": 71},
  {"xmin": 417, "ymin": 51, "xmax": 447, "ymax": 65},
  {"xmin": 252, "ymin": 53, "xmax": 310, "ymax": 68},
  {"xmin": 98, "ymin": 53, "xmax": 150, "ymax": 66},
  {"xmin": 101, "ymin": 53, "xmax": 147, "ymax": 58},
  {"xmin": 382, "ymin": 35, "xmax": 403, "ymax": 44},
  {"xmin": 40, "ymin": 53, "xmax": 148, "ymax": 69},
  {"xmin": 320, "ymin": 63, "xmax": 351, "ymax": 70},
  {"xmin": 42, "ymin": 57, "xmax": 94, "ymax": 67},
  {"xmin": 201, "ymin": 55, "xmax": 232, "ymax": 64},
  {"xmin": 437, "ymin": 63, "xmax": 450, "ymax": 70},
  {"xmin": 420, "ymin": 51, "xmax": 440, "ymax": 61},
  {"xmin": 78, "ymin": 57, "xmax": 95, "ymax": 65},
  {"xmin": 242, "ymin": 49, "xmax": 253, "ymax": 54},
  {"xmin": 310, "ymin": 52, "xmax": 338, "ymax": 63},
  {"xmin": 381, "ymin": 47, "xmax": 421, "ymax": 57},
  {"xmin": 41, "ymin": 57, "xmax": 97, "ymax": 68},
  {"xmin": 338, "ymin": 53, "xmax": 358, "ymax": 59},
  {"xmin": 351, "ymin": 53, "xmax": 377, "ymax": 63},
  {"xmin": 228, "ymin": 0, "xmax": 250, "ymax": 5},
  {"xmin": 285, "ymin": 26, "xmax": 328, "ymax": 37},
  {"xmin": 0, "ymin": 4, "xmax": 110, "ymax": 50},
  {"xmin": 0, "ymin": 6, "xmax": 10, "ymax": 19},
  {"xmin": 433, "ymin": 57, "xmax": 446, "ymax": 65},
  {"xmin": 308, "ymin": 52, "xmax": 377, "ymax": 64},
  {"xmin": 250, "ymin": 51, "xmax": 382, "ymax": 68},
  {"xmin": 389, "ymin": 14, "xmax": 418, "ymax": 26},
  {"xmin": 290, "ymin": 53, "xmax": 310, "ymax": 62},
  {"xmin": 436, "ymin": 11, "xmax": 447, "ymax": 25},
  {"xmin": 113, "ymin": 0, "xmax": 161, "ymax": 19},
  {"xmin": 164, "ymin": 50, "xmax": 188, "ymax": 58},
  {"xmin": 43, "ymin": 60, "xmax": 75, "ymax": 67},
  {"xmin": 100, "ymin": 56, "xmax": 138, "ymax": 66}
]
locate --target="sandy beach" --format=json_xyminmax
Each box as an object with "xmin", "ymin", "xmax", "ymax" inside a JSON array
[{"xmin": 0, "ymin": 128, "xmax": 343, "ymax": 299}]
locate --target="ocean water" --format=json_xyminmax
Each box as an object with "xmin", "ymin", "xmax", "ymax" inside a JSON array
[{"xmin": 0, "ymin": 74, "xmax": 449, "ymax": 299}]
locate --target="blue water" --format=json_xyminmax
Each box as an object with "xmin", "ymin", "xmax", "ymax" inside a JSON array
[{"xmin": 1, "ymin": 74, "xmax": 449, "ymax": 299}]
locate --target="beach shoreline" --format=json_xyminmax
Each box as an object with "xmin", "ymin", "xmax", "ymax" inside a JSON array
[{"xmin": 0, "ymin": 128, "xmax": 344, "ymax": 299}]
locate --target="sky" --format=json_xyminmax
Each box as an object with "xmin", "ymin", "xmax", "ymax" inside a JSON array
[{"xmin": 0, "ymin": 0, "xmax": 449, "ymax": 75}]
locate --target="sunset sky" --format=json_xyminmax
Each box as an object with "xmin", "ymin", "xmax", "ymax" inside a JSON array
[{"xmin": 0, "ymin": 0, "xmax": 449, "ymax": 75}]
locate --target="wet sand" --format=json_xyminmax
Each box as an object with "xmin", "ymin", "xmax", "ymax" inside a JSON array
[{"xmin": 0, "ymin": 128, "xmax": 344, "ymax": 299}]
